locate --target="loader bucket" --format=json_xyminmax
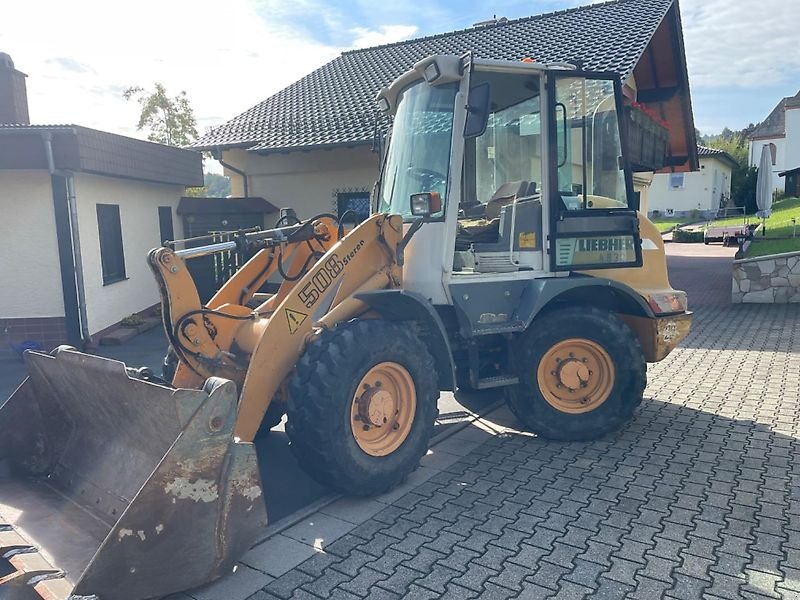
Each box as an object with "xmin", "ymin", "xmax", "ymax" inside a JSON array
[{"xmin": 0, "ymin": 347, "xmax": 267, "ymax": 600}]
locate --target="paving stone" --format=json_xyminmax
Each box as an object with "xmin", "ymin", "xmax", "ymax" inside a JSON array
[
  {"xmin": 404, "ymin": 547, "xmax": 447, "ymax": 574},
  {"xmin": 296, "ymin": 552, "xmax": 341, "ymax": 577},
  {"xmin": 283, "ymin": 513, "xmax": 355, "ymax": 551},
  {"xmin": 488, "ymin": 562, "xmax": 537, "ymax": 592},
  {"xmin": 243, "ymin": 535, "xmax": 317, "ymax": 577},
  {"xmin": 300, "ymin": 568, "xmax": 350, "ymax": 598},
  {"xmin": 376, "ymin": 565, "xmax": 423, "ymax": 595},
  {"xmin": 264, "ymin": 570, "xmax": 316, "ymax": 600},
  {"xmin": 337, "ymin": 566, "xmax": 389, "ymax": 597},
  {"xmin": 191, "ymin": 564, "xmax": 274, "ymax": 600}
]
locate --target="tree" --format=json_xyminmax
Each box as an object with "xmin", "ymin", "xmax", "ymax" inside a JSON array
[
  {"xmin": 183, "ymin": 173, "xmax": 231, "ymax": 198},
  {"xmin": 123, "ymin": 83, "xmax": 198, "ymax": 147},
  {"xmin": 705, "ymin": 131, "xmax": 758, "ymax": 214}
]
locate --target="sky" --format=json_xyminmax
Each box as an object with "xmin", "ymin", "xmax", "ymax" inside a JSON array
[{"xmin": 2, "ymin": 0, "xmax": 798, "ymax": 169}]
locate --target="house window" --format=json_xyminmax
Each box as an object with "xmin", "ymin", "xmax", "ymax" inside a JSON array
[
  {"xmin": 668, "ymin": 172, "xmax": 685, "ymax": 190},
  {"xmin": 337, "ymin": 192, "xmax": 371, "ymax": 224},
  {"xmin": 96, "ymin": 204, "xmax": 126, "ymax": 284},
  {"xmin": 158, "ymin": 206, "xmax": 175, "ymax": 245}
]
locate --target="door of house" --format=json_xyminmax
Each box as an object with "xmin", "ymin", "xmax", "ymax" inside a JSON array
[{"xmin": 177, "ymin": 198, "xmax": 275, "ymax": 302}]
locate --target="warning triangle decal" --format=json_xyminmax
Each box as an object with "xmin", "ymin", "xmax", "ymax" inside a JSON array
[{"xmin": 285, "ymin": 308, "xmax": 309, "ymax": 335}]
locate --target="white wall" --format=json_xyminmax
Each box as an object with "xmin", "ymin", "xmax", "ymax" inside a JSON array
[
  {"xmin": 648, "ymin": 156, "xmax": 732, "ymax": 215},
  {"xmin": 0, "ymin": 170, "xmax": 65, "ymax": 318},
  {"xmin": 749, "ymin": 136, "xmax": 786, "ymax": 194},
  {"xmin": 223, "ymin": 146, "xmax": 379, "ymax": 221},
  {"xmin": 73, "ymin": 173, "xmax": 184, "ymax": 334},
  {"xmin": 785, "ymin": 107, "xmax": 800, "ymax": 180}
]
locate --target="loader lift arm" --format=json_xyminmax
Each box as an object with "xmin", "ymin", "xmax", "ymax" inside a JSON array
[{"xmin": 150, "ymin": 212, "xmax": 406, "ymax": 442}]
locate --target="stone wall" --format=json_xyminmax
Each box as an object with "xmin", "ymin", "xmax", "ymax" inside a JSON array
[{"xmin": 732, "ymin": 251, "xmax": 800, "ymax": 303}]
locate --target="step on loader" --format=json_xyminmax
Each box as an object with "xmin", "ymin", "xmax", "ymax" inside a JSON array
[{"xmin": 1, "ymin": 54, "xmax": 692, "ymax": 599}]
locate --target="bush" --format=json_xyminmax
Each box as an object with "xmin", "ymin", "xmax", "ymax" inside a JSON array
[
  {"xmin": 672, "ymin": 229, "xmax": 705, "ymax": 243},
  {"xmin": 120, "ymin": 314, "xmax": 145, "ymax": 328}
]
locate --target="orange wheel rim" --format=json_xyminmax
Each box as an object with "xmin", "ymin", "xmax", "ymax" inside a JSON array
[
  {"xmin": 537, "ymin": 339, "xmax": 615, "ymax": 414},
  {"xmin": 350, "ymin": 362, "xmax": 416, "ymax": 456}
]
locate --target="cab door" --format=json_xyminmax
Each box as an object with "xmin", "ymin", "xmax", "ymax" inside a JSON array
[{"xmin": 546, "ymin": 72, "xmax": 642, "ymax": 271}]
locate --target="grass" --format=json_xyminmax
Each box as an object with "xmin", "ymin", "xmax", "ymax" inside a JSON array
[
  {"xmin": 741, "ymin": 197, "xmax": 800, "ymax": 257},
  {"xmin": 746, "ymin": 237, "xmax": 800, "ymax": 258},
  {"xmin": 650, "ymin": 217, "xmax": 685, "ymax": 233}
]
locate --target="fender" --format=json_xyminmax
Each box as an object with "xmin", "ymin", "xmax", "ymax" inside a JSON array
[
  {"xmin": 354, "ymin": 289, "xmax": 456, "ymax": 391},
  {"xmin": 449, "ymin": 275, "xmax": 655, "ymax": 338}
]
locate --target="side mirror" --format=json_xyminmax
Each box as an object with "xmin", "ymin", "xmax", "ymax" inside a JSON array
[
  {"xmin": 464, "ymin": 82, "xmax": 491, "ymax": 139},
  {"xmin": 410, "ymin": 192, "xmax": 442, "ymax": 217}
]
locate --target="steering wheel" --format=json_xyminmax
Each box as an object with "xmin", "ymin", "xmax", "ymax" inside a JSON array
[{"xmin": 407, "ymin": 166, "xmax": 447, "ymax": 189}]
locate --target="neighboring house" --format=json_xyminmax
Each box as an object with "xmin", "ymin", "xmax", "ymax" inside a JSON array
[
  {"xmin": 648, "ymin": 145, "xmax": 736, "ymax": 218},
  {"xmin": 748, "ymin": 89, "xmax": 800, "ymax": 195},
  {"xmin": 0, "ymin": 53, "xmax": 203, "ymax": 358},
  {"xmin": 193, "ymin": 0, "xmax": 697, "ymax": 220}
]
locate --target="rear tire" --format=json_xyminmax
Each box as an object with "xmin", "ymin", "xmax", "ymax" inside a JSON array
[
  {"xmin": 505, "ymin": 307, "xmax": 646, "ymax": 441},
  {"xmin": 287, "ymin": 320, "xmax": 438, "ymax": 495}
]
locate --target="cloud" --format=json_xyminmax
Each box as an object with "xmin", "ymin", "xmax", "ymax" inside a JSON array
[
  {"xmin": 349, "ymin": 25, "xmax": 419, "ymax": 49},
  {"xmin": 0, "ymin": 0, "xmax": 341, "ymax": 138},
  {"xmin": 680, "ymin": 0, "xmax": 800, "ymax": 89},
  {"xmin": 45, "ymin": 57, "xmax": 92, "ymax": 73}
]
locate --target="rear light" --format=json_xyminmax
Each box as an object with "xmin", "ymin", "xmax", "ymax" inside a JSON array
[{"xmin": 647, "ymin": 291, "xmax": 688, "ymax": 315}]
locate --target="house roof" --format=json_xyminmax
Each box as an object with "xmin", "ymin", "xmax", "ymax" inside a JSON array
[
  {"xmin": 697, "ymin": 145, "xmax": 738, "ymax": 169},
  {"xmin": 176, "ymin": 196, "xmax": 278, "ymax": 215},
  {"xmin": 779, "ymin": 166, "xmax": 800, "ymax": 178},
  {"xmin": 749, "ymin": 90, "xmax": 800, "ymax": 140},
  {"xmin": 0, "ymin": 124, "xmax": 203, "ymax": 186},
  {"xmin": 194, "ymin": 0, "xmax": 689, "ymax": 159}
]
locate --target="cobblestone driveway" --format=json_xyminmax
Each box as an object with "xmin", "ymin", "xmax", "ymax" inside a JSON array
[{"xmin": 188, "ymin": 246, "xmax": 800, "ymax": 600}]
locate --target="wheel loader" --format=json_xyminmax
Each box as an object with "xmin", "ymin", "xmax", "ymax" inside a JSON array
[{"xmin": 0, "ymin": 54, "xmax": 691, "ymax": 599}]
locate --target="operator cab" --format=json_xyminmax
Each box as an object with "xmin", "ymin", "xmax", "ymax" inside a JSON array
[{"xmin": 375, "ymin": 55, "xmax": 642, "ymax": 305}]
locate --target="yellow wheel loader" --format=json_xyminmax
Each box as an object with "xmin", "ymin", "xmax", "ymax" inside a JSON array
[{"xmin": 0, "ymin": 54, "xmax": 691, "ymax": 599}]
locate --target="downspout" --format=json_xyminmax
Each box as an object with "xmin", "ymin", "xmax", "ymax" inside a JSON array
[
  {"xmin": 65, "ymin": 175, "xmax": 91, "ymax": 345},
  {"xmin": 212, "ymin": 147, "xmax": 249, "ymax": 197},
  {"xmin": 43, "ymin": 131, "xmax": 92, "ymax": 346}
]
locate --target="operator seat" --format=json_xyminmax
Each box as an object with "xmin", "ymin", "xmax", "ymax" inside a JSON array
[{"xmin": 456, "ymin": 181, "xmax": 531, "ymax": 248}]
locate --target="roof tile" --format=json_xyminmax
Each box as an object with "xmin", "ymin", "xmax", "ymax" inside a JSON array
[{"xmin": 194, "ymin": 0, "xmax": 673, "ymax": 152}]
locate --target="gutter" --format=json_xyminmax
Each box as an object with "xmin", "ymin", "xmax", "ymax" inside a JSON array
[
  {"xmin": 42, "ymin": 131, "xmax": 92, "ymax": 347},
  {"xmin": 212, "ymin": 147, "xmax": 249, "ymax": 197}
]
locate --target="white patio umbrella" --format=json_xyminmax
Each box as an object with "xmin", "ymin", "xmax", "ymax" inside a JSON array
[{"xmin": 756, "ymin": 144, "xmax": 774, "ymax": 236}]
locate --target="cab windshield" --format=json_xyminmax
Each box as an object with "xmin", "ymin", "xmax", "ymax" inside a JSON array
[{"xmin": 378, "ymin": 80, "xmax": 458, "ymax": 219}]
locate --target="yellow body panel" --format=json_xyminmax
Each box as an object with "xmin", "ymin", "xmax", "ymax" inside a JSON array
[{"xmin": 581, "ymin": 213, "xmax": 691, "ymax": 358}]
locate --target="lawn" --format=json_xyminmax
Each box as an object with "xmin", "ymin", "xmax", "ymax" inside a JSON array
[
  {"xmin": 742, "ymin": 197, "xmax": 800, "ymax": 257},
  {"xmin": 650, "ymin": 217, "xmax": 685, "ymax": 233}
]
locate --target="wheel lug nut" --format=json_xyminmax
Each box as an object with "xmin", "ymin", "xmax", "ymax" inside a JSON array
[
  {"xmin": 363, "ymin": 424, "xmax": 370, "ymax": 431},
  {"xmin": 375, "ymin": 381, "xmax": 382, "ymax": 387},
  {"xmin": 551, "ymin": 371, "xmax": 557, "ymax": 376},
  {"xmin": 392, "ymin": 423, "xmax": 400, "ymax": 430}
]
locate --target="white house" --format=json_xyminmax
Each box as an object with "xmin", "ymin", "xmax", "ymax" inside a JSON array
[
  {"xmin": 194, "ymin": 0, "xmax": 697, "ymax": 222},
  {"xmin": 648, "ymin": 145, "xmax": 736, "ymax": 218},
  {"xmin": 748, "ymin": 89, "xmax": 800, "ymax": 196},
  {"xmin": 0, "ymin": 53, "xmax": 203, "ymax": 358}
]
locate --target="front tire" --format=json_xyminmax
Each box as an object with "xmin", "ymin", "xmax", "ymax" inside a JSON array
[
  {"xmin": 505, "ymin": 307, "xmax": 646, "ymax": 441},
  {"xmin": 286, "ymin": 320, "xmax": 438, "ymax": 495}
]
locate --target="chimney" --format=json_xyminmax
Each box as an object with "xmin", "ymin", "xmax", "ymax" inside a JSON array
[{"xmin": 0, "ymin": 53, "xmax": 30, "ymax": 124}]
